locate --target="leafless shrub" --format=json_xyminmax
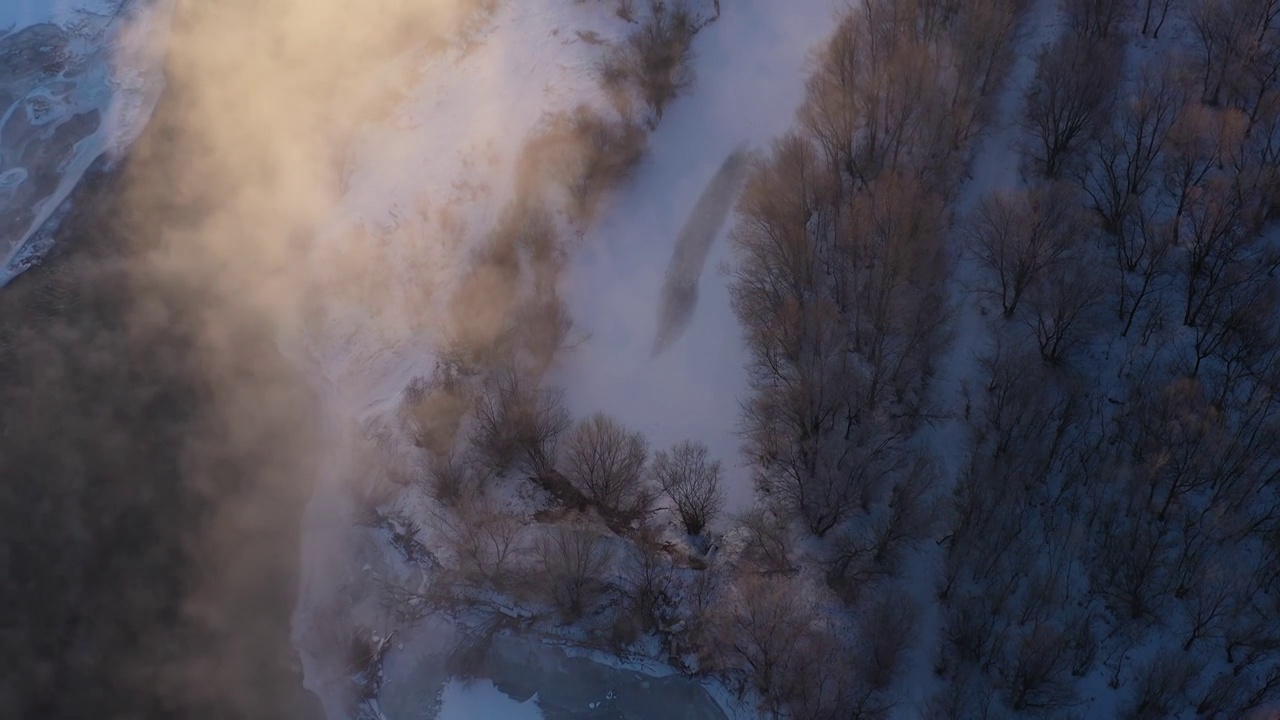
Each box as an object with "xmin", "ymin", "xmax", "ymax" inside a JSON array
[
  {"xmin": 827, "ymin": 453, "xmax": 939, "ymax": 600},
  {"xmin": 385, "ymin": 512, "xmax": 431, "ymax": 567},
  {"xmin": 652, "ymin": 440, "xmax": 724, "ymax": 536},
  {"xmin": 1118, "ymin": 648, "xmax": 1204, "ymax": 720},
  {"xmin": 725, "ymin": 576, "xmax": 820, "ymax": 709},
  {"xmin": 621, "ymin": 533, "xmax": 679, "ymax": 631},
  {"xmin": 857, "ymin": 588, "xmax": 920, "ymax": 692},
  {"xmin": 1022, "ymin": 34, "xmax": 1123, "ymax": 178},
  {"xmin": 681, "ymin": 567, "xmax": 725, "ymax": 667},
  {"xmin": 1019, "ymin": 258, "xmax": 1104, "ymax": 363},
  {"xmin": 561, "ymin": 413, "xmax": 654, "ymax": 522},
  {"xmin": 376, "ymin": 574, "xmax": 441, "ymax": 625},
  {"xmin": 350, "ymin": 475, "xmax": 399, "ymax": 530},
  {"xmin": 604, "ymin": 0, "xmax": 697, "ymax": 125},
  {"xmin": 782, "ymin": 630, "xmax": 888, "ymax": 720},
  {"xmin": 555, "ymin": 107, "xmax": 648, "ymax": 221},
  {"xmin": 422, "ymin": 452, "xmax": 480, "ymax": 506},
  {"xmin": 735, "ymin": 506, "xmax": 795, "ymax": 574},
  {"xmin": 994, "ymin": 621, "xmax": 1080, "ymax": 713},
  {"xmin": 432, "ymin": 493, "xmax": 524, "ymax": 588},
  {"xmin": 535, "ymin": 525, "xmax": 617, "ymax": 619},
  {"xmin": 470, "ymin": 367, "xmax": 571, "ymax": 476}
]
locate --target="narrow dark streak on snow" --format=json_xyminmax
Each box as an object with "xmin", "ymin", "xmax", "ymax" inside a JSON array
[{"xmin": 652, "ymin": 144, "xmax": 748, "ymax": 357}]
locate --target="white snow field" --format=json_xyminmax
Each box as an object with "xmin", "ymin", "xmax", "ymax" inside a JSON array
[
  {"xmin": 553, "ymin": 0, "xmax": 840, "ymax": 512},
  {"xmin": 0, "ymin": 0, "xmax": 173, "ymax": 285}
]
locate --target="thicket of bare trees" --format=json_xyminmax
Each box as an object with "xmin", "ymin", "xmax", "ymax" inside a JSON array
[
  {"xmin": 721, "ymin": 0, "xmax": 1035, "ymax": 713},
  {"xmin": 731, "ymin": 0, "xmax": 1029, "ymax": 547},
  {"xmin": 938, "ymin": 1, "xmax": 1280, "ymax": 704}
]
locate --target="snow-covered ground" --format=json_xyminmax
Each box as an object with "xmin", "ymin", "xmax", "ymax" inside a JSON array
[
  {"xmin": 0, "ymin": 0, "xmax": 173, "ymax": 286},
  {"xmin": 437, "ymin": 679, "xmax": 543, "ymax": 720},
  {"xmin": 553, "ymin": 0, "xmax": 839, "ymax": 512}
]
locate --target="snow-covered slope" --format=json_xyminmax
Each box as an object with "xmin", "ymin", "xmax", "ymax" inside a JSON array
[{"xmin": 0, "ymin": 0, "xmax": 172, "ymax": 285}]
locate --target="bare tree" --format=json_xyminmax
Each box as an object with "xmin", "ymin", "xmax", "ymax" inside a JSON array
[
  {"xmin": 1187, "ymin": 0, "xmax": 1279, "ymax": 111},
  {"xmin": 725, "ymin": 575, "xmax": 821, "ymax": 712},
  {"xmin": 798, "ymin": 1, "xmax": 969, "ymax": 189},
  {"xmin": 1065, "ymin": 0, "xmax": 1128, "ymax": 40},
  {"xmin": 965, "ymin": 184, "xmax": 1081, "ymax": 318},
  {"xmin": 621, "ymin": 533, "xmax": 679, "ymax": 631},
  {"xmin": 1022, "ymin": 34, "xmax": 1123, "ymax": 178},
  {"xmin": 680, "ymin": 567, "xmax": 726, "ymax": 669},
  {"xmin": 470, "ymin": 367, "xmax": 571, "ymax": 476},
  {"xmin": 995, "ymin": 621, "xmax": 1080, "ymax": 712},
  {"xmin": 1138, "ymin": 0, "xmax": 1177, "ymax": 37},
  {"xmin": 857, "ymin": 588, "xmax": 921, "ymax": 692},
  {"xmin": 1111, "ymin": 192, "xmax": 1174, "ymax": 337},
  {"xmin": 826, "ymin": 452, "xmax": 939, "ymax": 600},
  {"xmin": 1081, "ymin": 69, "xmax": 1187, "ymax": 335},
  {"xmin": 1179, "ymin": 173, "xmax": 1276, "ymax": 333},
  {"xmin": 535, "ymin": 525, "xmax": 616, "ymax": 619},
  {"xmin": 735, "ymin": 506, "xmax": 795, "ymax": 574},
  {"xmin": 782, "ymin": 628, "xmax": 891, "ymax": 720},
  {"xmin": 1019, "ymin": 259, "xmax": 1104, "ymax": 363},
  {"xmin": 652, "ymin": 440, "xmax": 724, "ymax": 536},
  {"xmin": 952, "ymin": 0, "xmax": 1026, "ymax": 99},
  {"xmin": 1160, "ymin": 103, "xmax": 1244, "ymax": 237},
  {"xmin": 842, "ymin": 173, "xmax": 951, "ymax": 415},
  {"xmin": 561, "ymin": 413, "xmax": 653, "ymax": 522},
  {"xmin": 1077, "ymin": 63, "xmax": 1184, "ymax": 238},
  {"xmin": 730, "ymin": 134, "xmax": 861, "ymax": 535},
  {"xmin": 1118, "ymin": 648, "xmax": 1204, "ymax": 720}
]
